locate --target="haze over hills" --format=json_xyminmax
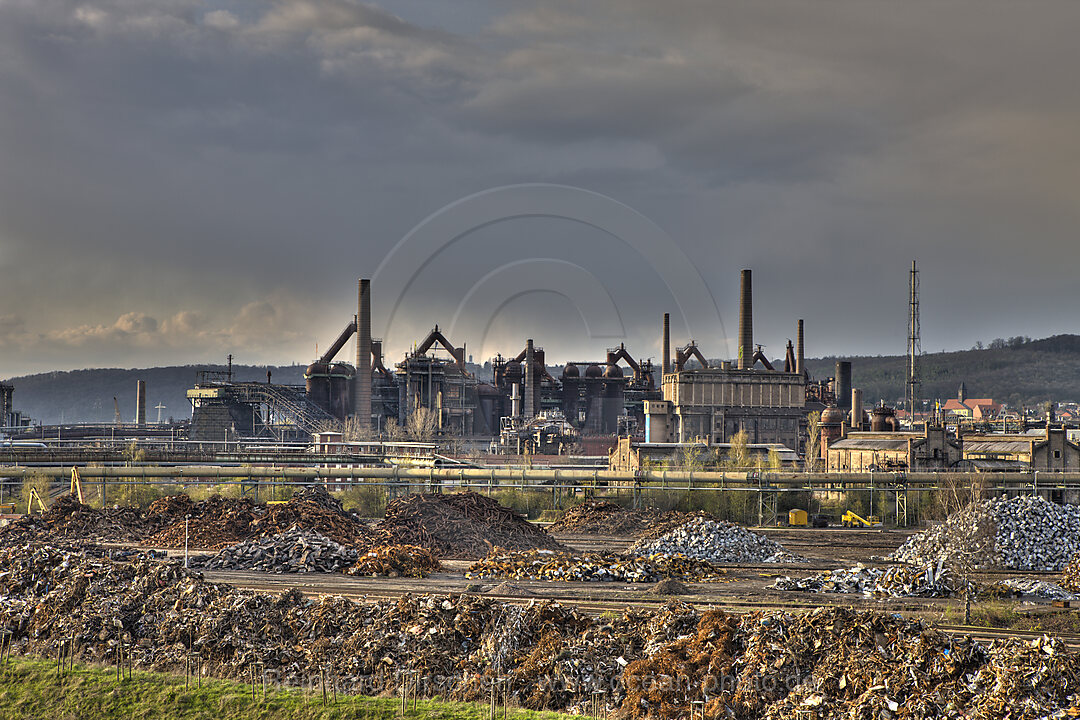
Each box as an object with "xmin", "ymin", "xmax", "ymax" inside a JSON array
[
  {"xmin": 801, "ymin": 335, "xmax": 1080, "ymax": 410},
  {"xmin": 5, "ymin": 335, "xmax": 1080, "ymax": 425}
]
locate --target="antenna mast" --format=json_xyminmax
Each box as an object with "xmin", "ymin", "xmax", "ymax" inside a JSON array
[{"xmin": 907, "ymin": 260, "xmax": 921, "ymax": 422}]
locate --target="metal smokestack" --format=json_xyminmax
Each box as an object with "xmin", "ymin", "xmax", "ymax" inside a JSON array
[
  {"xmin": 355, "ymin": 278, "xmax": 372, "ymax": 430},
  {"xmin": 135, "ymin": 380, "xmax": 146, "ymax": 426},
  {"xmin": 662, "ymin": 313, "xmax": 671, "ymax": 375},
  {"xmin": 836, "ymin": 361, "xmax": 852, "ymax": 411},
  {"xmin": 524, "ymin": 339, "xmax": 535, "ymax": 419},
  {"xmin": 796, "ymin": 319, "xmax": 805, "ymax": 377},
  {"xmin": 851, "ymin": 388, "xmax": 863, "ymax": 430},
  {"xmin": 738, "ymin": 269, "xmax": 753, "ymax": 370}
]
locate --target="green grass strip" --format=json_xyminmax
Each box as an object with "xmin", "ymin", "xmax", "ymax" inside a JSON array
[{"xmin": 0, "ymin": 656, "xmax": 590, "ymax": 720}]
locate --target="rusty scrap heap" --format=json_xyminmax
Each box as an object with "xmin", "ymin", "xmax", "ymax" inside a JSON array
[
  {"xmin": 345, "ymin": 544, "xmax": 441, "ymax": 578},
  {"xmin": 1, "ymin": 544, "xmax": 1079, "ymax": 718},
  {"xmin": 548, "ymin": 500, "xmax": 716, "ymax": 538},
  {"xmin": 374, "ymin": 491, "xmax": 567, "ymax": 559},
  {"xmin": 0, "ymin": 488, "xmax": 563, "ymax": 561}
]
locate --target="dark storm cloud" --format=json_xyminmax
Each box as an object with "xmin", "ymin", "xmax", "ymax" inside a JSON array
[{"xmin": 0, "ymin": 0, "xmax": 1079, "ymax": 376}]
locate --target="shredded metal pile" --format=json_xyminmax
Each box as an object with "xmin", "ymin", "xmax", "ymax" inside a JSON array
[
  {"xmin": 1062, "ymin": 553, "xmax": 1080, "ymax": 593},
  {"xmin": 253, "ymin": 486, "xmax": 377, "ymax": 546},
  {"xmin": 990, "ymin": 578, "xmax": 1077, "ymax": 601},
  {"xmin": 374, "ymin": 491, "xmax": 567, "ymax": 559},
  {"xmin": 466, "ymin": 549, "xmax": 727, "ymax": 583},
  {"xmin": 0, "ymin": 488, "xmax": 562, "ymax": 561},
  {"xmin": 891, "ymin": 495, "xmax": 1080, "ymax": 571},
  {"xmin": 148, "ymin": 495, "xmax": 263, "ymax": 549},
  {"xmin": 774, "ymin": 563, "xmax": 963, "ymax": 597},
  {"xmin": 0, "ymin": 494, "xmax": 163, "ymax": 544},
  {"xmin": 192, "ymin": 529, "xmax": 358, "ymax": 573},
  {"xmin": 628, "ymin": 517, "xmax": 806, "ymax": 564},
  {"xmin": 548, "ymin": 501, "xmax": 715, "ymax": 538},
  {"xmin": 345, "ymin": 544, "xmax": 441, "ymax": 578},
  {"xmin": 1, "ymin": 543, "xmax": 1080, "ymax": 718}
]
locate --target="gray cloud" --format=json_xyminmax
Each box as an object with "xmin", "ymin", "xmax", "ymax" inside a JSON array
[{"xmin": 1, "ymin": 0, "xmax": 1079, "ymax": 378}]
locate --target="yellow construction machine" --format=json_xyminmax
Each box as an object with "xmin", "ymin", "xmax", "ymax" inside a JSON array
[
  {"xmin": 26, "ymin": 487, "xmax": 47, "ymax": 515},
  {"xmin": 841, "ymin": 510, "xmax": 882, "ymax": 528}
]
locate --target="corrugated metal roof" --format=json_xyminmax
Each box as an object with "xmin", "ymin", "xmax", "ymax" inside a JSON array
[
  {"xmin": 829, "ymin": 438, "xmax": 909, "ymax": 451},
  {"xmin": 963, "ymin": 440, "xmax": 1032, "ymax": 453}
]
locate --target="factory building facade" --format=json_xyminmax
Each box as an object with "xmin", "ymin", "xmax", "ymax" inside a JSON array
[
  {"xmin": 645, "ymin": 368, "xmax": 807, "ymax": 449},
  {"xmin": 643, "ymin": 269, "xmax": 812, "ymax": 453},
  {"xmin": 825, "ymin": 426, "xmax": 961, "ymax": 472}
]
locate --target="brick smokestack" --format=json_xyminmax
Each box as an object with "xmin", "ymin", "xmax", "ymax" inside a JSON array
[
  {"xmin": 662, "ymin": 313, "xmax": 670, "ymax": 375},
  {"xmin": 355, "ymin": 278, "xmax": 372, "ymax": 430},
  {"xmin": 135, "ymin": 380, "xmax": 146, "ymax": 426},
  {"xmin": 738, "ymin": 269, "xmax": 753, "ymax": 370},
  {"xmin": 796, "ymin": 319, "xmax": 805, "ymax": 377}
]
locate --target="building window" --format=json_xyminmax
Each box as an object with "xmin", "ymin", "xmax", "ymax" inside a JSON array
[{"xmin": 1054, "ymin": 450, "xmax": 1062, "ymax": 459}]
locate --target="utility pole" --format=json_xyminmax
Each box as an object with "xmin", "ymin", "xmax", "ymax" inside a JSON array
[{"xmin": 907, "ymin": 260, "xmax": 921, "ymax": 423}]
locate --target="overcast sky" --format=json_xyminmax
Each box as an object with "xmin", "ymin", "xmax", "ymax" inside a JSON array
[{"xmin": 2, "ymin": 0, "xmax": 1079, "ymax": 377}]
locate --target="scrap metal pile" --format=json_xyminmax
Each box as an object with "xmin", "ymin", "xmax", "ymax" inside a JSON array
[
  {"xmin": 147, "ymin": 495, "xmax": 263, "ymax": 549},
  {"xmin": 628, "ymin": 517, "xmax": 807, "ymax": 564},
  {"xmin": 0, "ymin": 487, "xmax": 563, "ymax": 561},
  {"xmin": 548, "ymin": 501, "xmax": 714, "ymax": 538},
  {"xmin": 777, "ymin": 564, "xmax": 1079, "ymax": 601},
  {"xmin": 774, "ymin": 563, "xmax": 964, "ymax": 598},
  {"xmin": 0, "ymin": 494, "xmax": 171, "ymax": 544},
  {"xmin": 375, "ymin": 491, "xmax": 567, "ymax": 559},
  {"xmin": 2, "ymin": 543, "xmax": 1079, "ymax": 718},
  {"xmin": 1061, "ymin": 553, "xmax": 1080, "ymax": 593},
  {"xmin": 192, "ymin": 529, "xmax": 358, "ymax": 573},
  {"xmin": 465, "ymin": 549, "xmax": 727, "ymax": 583},
  {"xmin": 346, "ymin": 544, "xmax": 441, "ymax": 578},
  {"xmin": 891, "ymin": 495, "xmax": 1080, "ymax": 571}
]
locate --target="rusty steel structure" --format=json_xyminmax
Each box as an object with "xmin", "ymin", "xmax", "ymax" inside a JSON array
[{"xmin": 185, "ymin": 269, "xmax": 836, "ymax": 448}]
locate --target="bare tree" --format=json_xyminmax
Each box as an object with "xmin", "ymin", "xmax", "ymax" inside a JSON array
[
  {"xmin": 726, "ymin": 430, "xmax": 751, "ymax": 471},
  {"xmin": 804, "ymin": 411, "xmax": 821, "ymax": 472},
  {"xmin": 406, "ymin": 407, "xmax": 439, "ymax": 442}
]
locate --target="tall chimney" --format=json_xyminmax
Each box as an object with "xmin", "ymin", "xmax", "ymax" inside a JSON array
[
  {"xmin": 524, "ymin": 339, "xmax": 535, "ymax": 419},
  {"xmin": 662, "ymin": 313, "xmax": 671, "ymax": 376},
  {"xmin": 738, "ymin": 269, "xmax": 753, "ymax": 370},
  {"xmin": 135, "ymin": 380, "xmax": 146, "ymax": 426},
  {"xmin": 796, "ymin": 319, "xmax": 805, "ymax": 377},
  {"xmin": 851, "ymin": 388, "xmax": 863, "ymax": 430},
  {"xmin": 836, "ymin": 361, "xmax": 852, "ymax": 411},
  {"xmin": 355, "ymin": 278, "xmax": 372, "ymax": 430}
]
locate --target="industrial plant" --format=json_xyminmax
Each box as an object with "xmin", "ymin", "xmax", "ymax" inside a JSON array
[{"xmin": 178, "ymin": 270, "xmax": 844, "ymax": 458}]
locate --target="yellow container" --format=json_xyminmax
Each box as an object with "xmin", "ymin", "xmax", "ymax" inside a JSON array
[{"xmin": 788, "ymin": 509, "xmax": 808, "ymax": 526}]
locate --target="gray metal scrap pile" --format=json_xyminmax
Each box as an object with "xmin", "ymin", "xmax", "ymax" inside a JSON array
[
  {"xmin": 191, "ymin": 528, "xmax": 358, "ymax": 573},
  {"xmin": 628, "ymin": 517, "xmax": 807, "ymax": 564},
  {"xmin": 776, "ymin": 563, "xmax": 1078, "ymax": 600},
  {"xmin": 774, "ymin": 563, "xmax": 963, "ymax": 598},
  {"xmin": 3, "ymin": 544, "xmax": 1079, "ymax": 718},
  {"xmin": 465, "ymin": 548, "xmax": 727, "ymax": 583},
  {"xmin": 891, "ymin": 495, "xmax": 1080, "ymax": 571}
]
